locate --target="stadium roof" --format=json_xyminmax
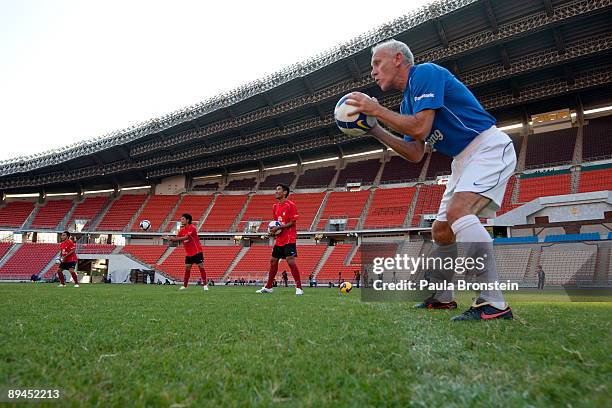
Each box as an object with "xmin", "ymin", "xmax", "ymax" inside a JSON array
[{"xmin": 1, "ymin": 0, "xmax": 610, "ymax": 193}]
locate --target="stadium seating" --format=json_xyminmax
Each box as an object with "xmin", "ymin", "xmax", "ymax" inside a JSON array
[
  {"xmin": 237, "ymin": 194, "xmax": 275, "ymax": 233},
  {"xmin": 199, "ymin": 195, "xmax": 248, "ymax": 232},
  {"xmin": 132, "ymin": 195, "xmax": 180, "ymax": 232},
  {"xmin": 411, "ymin": 184, "xmax": 445, "ymax": 226},
  {"xmin": 289, "ymin": 192, "xmax": 326, "ymax": 231},
  {"xmin": 494, "ymin": 247, "xmax": 531, "ymax": 281},
  {"xmin": 517, "ymin": 172, "xmax": 571, "ymax": 203},
  {"xmin": 0, "ymin": 242, "xmax": 13, "ymax": 262},
  {"xmin": 156, "ymin": 245, "xmax": 241, "ymax": 282},
  {"xmin": 0, "ymin": 201, "xmax": 35, "ymax": 228},
  {"xmin": 97, "ymin": 194, "xmax": 148, "ymax": 231},
  {"xmin": 225, "ymin": 178, "xmax": 256, "ymax": 191},
  {"xmin": 335, "ymin": 159, "xmax": 380, "ymax": 186},
  {"xmin": 316, "ymin": 244, "xmax": 357, "ymax": 282},
  {"xmin": 524, "ymin": 128, "xmax": 577, "ymax": 168},
  {"xmin": 66, "ymin": 196, "xmax": 109, "ymax": 231},
  {"xmin": 0, "ymin": 243, "xmax": 58, "ymax": 280},
  {"xmin": 608, "ymin": 232, "xmax": 612, "ymax": 240},
  {"xmin": 192, "ymin": 182, "xmax": 219, "ymax": 191},
  {"xmin": 425, "ymin": 152, "xmax": 452, "ymax": 179},
  {"xmin": 578, "ymin": 167, "xmax": 612, "ymax": 193},
  {"xmin": 122, "ymin": 244, "xmax": 168, "ymax": 265},
  {"xmin": 379, "ymin": 155, "xmax": 425, "ymax": 183},
  {"xmin": 539, "ymin": 247, "xmax": 597, "ymax": 285},
  {"xmin": 544, "ymin": 233, "xmax": 600, "ymax": 242},
  {"xmin": 498, "ymin": 175, "xmax": 518, "ymax": 215},
  {"xmin": 165, "ymin": 195, "xmax": 214, "ymax": 231},
  {"xmin": 363, "ymin": 187, "xmax": 416, "ymax": 228},
  {"xmin": 317, "ymin": 190, "xmax": 370, "ymax": 231},
  {"xmin": 295, "ymin": 166, "xmax": 336, "ymax": 188},
  {"xmin": 30, "ymin": 199, "xmax": 74, "ymax": 229},
  {"xmin": 582, "ymin": 116, "xmax": 612, "ymax": 161},
  {"xmin": 230, "ymin": 244, "xmax": 326, "ymax": 283},
  {"xmin": 76, "ymin": 244, "xmax": 116, "ymax": 254},
  {"xmin": 493, "ymin": 236, "xmax": 538, "ymax": 244},
  {"xmin": 259, "ymin": 172, "xmax": 296, "ymax": 190}
]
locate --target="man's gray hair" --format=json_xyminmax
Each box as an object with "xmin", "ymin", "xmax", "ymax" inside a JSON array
[{"xmin": 372, "ymin": 39, "xmax": 414, "ymax": 65}]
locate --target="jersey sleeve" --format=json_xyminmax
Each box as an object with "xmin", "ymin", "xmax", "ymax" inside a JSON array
[
  {"xmin": 290, "ymin": 202, "xmax": 299, "ymax": 221},
  {"xmin": 410, "ymin": 64, "xmax": 445, "ymax": 114}
]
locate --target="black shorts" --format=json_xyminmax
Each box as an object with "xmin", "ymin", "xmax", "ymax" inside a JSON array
[
  {"xmin": 272, "ymin": 244, "xmax": 298, "ymax": 259},
  {"xmin": 59, "ymin": 262, "xmax": 76, "ymax": 270},
  {"xmin": 185, "ymin": 252, "xmax": 204, "ymax": 265}
]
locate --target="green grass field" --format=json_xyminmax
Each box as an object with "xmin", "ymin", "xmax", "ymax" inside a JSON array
[{"xmin": 1, "ymin": 283, "xmax": 610, "ymax": 407}]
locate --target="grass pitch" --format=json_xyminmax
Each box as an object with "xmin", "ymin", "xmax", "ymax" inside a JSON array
[{"xmin": 1, "ymin": 283, "xmax": 610, "ymax": 407}]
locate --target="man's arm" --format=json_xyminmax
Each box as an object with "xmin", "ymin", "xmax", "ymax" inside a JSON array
[
  {"xmin": 369, "ymin": 125, "xmax": 426, "ymax": 163},
  {"xmin": 162, "ymin": 235, "xmax": 189, "ymax": 242}
]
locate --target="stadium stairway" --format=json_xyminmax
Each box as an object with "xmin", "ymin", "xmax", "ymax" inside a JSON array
[
  {"xmin": 356, "ymin": 189, "xmax": 376, "ymax": 229},
  {"xmin": 221, "ymin": 246, "xmax": 250, "ymax": 281},
  {"xmin": 196, "ymin": 195, "xmax": 218, "ymax": 231},
  {"xmin": 159, "ymin": 196, "xmax": 184, "ymax": 232},
  {"xmin": 125, "ymin": 195, "xmax": 152, "ymax": 231},
  {"xmin": 311, "ymin": 246, "xmax": 334, "ymax": 278},
  {"xmin": 310, "ymin": 191, "xmax": 331, "ymax": 231},
  {"xmin": 0, "ymin": 243, "xmax": 18, "ymax": 269},
  {"xmin": 21, "ymin": 204, "xmax": 40, "ymax": 230},
  {"xmin": 87, "ymin": 197, "xmax": 115, "ymax": 231},
  {"xmin": 58, "ymin": 200, "xmax": 79, "ymax": 231},
  {"xmin": 230, "ymin": 194, "xmax": 254, "ymax": 232}
]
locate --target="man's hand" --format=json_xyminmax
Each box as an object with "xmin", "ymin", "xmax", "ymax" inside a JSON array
[{"xmin": 344, "ymin": 92, "xmax": 381, "ymax": 117}]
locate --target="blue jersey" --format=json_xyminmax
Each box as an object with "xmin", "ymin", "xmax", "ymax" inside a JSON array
[{"xmin": 401, "ymin": 63, "xmax": 496, "ymax": 157}]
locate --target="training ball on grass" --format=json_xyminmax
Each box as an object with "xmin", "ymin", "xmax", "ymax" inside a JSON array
[
  {"xmin": 268, "ymin": 220, "xmax": 282, "ymax": 235},
  {"xmin": 334, "ymin": 93, "xmax": 377, "ymax": 137},
  {"xmin": 340, "ymin": 281, "xmax": 353, "ymax": 294},
  {"xmin": 139, "ymin": 219, "xmax": 151, "ymax": 231}
]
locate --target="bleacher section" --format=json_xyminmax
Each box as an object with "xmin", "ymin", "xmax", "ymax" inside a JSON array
[
  {"xmin": 316, "ymin": 244, "xmax": 356, "ymax": 282},
  {"xmin": 165, "ymin": 195, "xmax": 213, "ymax": 231},
  {"xmin": 363, "ymin": 187, "xmax": 416, "ymax": 229},
  {"xmin": 498, "ymin": 176, "xmax": 518, "ymax": 215},
  {"xmin": 425, "ymin": 152, "xmax": 452, "ymax": 179},
  {"xmin": 237, "ymin": 194, "xmax": 274, "ymax": 233},
  {"xmin": 289, "ymin": 192, "xmax": 326, "ymax": 231},
  {"xmin": 30, "ymin": 199, "xmax": 74, "ymax": 229},
  {"xmin": 578, "ymin": 166, "xmax": 612, "ymax": 193},
  {"xmin": 411, "ymin": 184, "xmax": 445, "ymax": 226},
  {"xmin": 540, "ymin": 247, "xmax": 597, "ymax": 285},
  {"xmin": 156, "ymin": 245, "xmax": 241, "ymax": 282},
  {"xmin": 518, "ymin": 172, "xmax": 571, "ymax": 203},
  {"xmin": 0, "ymin": 242, "xmax": 13, "ymax": 261},
  {"xmin": 335, "ymin": 159, "xmax": 380, "ymax": 186},
  {"xmin": 122, "ymin": 245, "xmax": 168, "ymax": 265},
  {"xmin": 544, "ymin": 233, "xmax": 600, "ymax": 242},
  {"xmin": 192, "ymin": 182, "xmax": 219, "ymax": 191},
  {"xmin": 230, "ymin": 245, "xmax": 326, "ymax": 282},
  {"xmin": 259, "ymin": 172, "xmax": 296, "ymax": 190},
  {"xmin": 295, "ymin": 166, "xmax": 336, "ymax": 188},
  {"xmin": 97, "ymin": 194, "xmax": 147, "ymax": 231},
  {"xmin": 0, "ymin": 243, "xmax": 57, "ymax": 280},
  {"xmin": 77, "ymin": 244, "xmax": 116, "ymax": 254},
  {"xmin": 66, "ymin": 196, "xmax": 108, "ymax": 231},
  {"xmin": 494, "ymin": 236, "xmax": 538, "ymax": 244},
  {"xmin": 200, "ymin": 195, "xmax": 247, "ymax": 232},
  {"xmin": 525, "ymin": 128, "xmax": 577, "ymax": 168},
  {"xmin": 317, "ymin": 190, "xmax": 370, "ymax": 231},
  {"xmin": 494, "ymin": 247, "xmax": 531, "ymax": 282},
  {"xmin": 582, "ymin": 116, "xmax": 612, "ymax": 161},
  {"xmin": 225, "ymin": 178, "xmax": 256, "ymax": 191},
  {"xmin": 132, "ymin": 195, "xmax": 180, "ymax": 232},
  {"xmin": 0, "ymin": 201, "xmax": 34, "ymax": 228},
  {"xmin": 380, "ymin": 156, "xmax": 425, "ymax": 183}
]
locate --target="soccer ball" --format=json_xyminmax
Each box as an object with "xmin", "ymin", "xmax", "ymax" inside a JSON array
[
  {"xmin": 340, "ymin": 281, "xmax": 353, "ymax": 294},
  {"xmin": 139, "ymin": 219, "xmax": 151, "ymax": 231},
  {"xmin": 268, "ymin": 220, "xmax": 282, "ymax": 235},
  {"xmin": 334, "ymin": 92, "xmax": 377, "ymax": 137},
  {"xmin": 55, "ymin": 257, "xmax": 61, "ymax": 264}
]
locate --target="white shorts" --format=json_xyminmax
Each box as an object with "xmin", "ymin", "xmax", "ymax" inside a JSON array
[{"xmin": 436, "ymin": 126, "xmax": 516, "ymax": 222}]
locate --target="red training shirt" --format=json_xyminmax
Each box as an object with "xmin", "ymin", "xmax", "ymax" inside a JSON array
[
  {"xmin": 60, "ymin": 239, "xmax": 78, "ymax": 263},
  {"xmin": 272, "ymin": 199, "xmax": 298, "ymax": 246},
  {"xmin": 177, "ymin": 223, "xmax": 203, "ymax": 256}
]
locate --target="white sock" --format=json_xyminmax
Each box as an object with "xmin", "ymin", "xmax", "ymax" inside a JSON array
[{"xmin": 451, "ymin": 214, "xmax": 506, "ymax": 309}]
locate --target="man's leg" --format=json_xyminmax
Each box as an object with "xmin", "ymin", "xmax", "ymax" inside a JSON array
[
  {"xmin": 183, "ymin": 264, "xmax": 191, "ymax": 288},
  {"xmin": 286, "ymin": 257, "xmax": 302, "ymax": 289},
  {"xmin": 68, "ymin": 268, "xmax": 79, "ymax": 286},
  {"xmin": 196, "ymin": 262, "xmax": 207, "ymax": 287},
  {"xmin": 265, "ymin": 258, "xmax": 279, "ymax": 289},
  {"xmin": 57, "ymin": 268, "xmax": 65, "ymax": 286},
  {"xmin": 446, "ymin": 192, "xmax": 511, "ymax": 318}
]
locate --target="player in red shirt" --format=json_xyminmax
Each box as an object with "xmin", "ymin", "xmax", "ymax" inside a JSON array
[
  {"xmin": 162, "ymin": 213, "xmax": 208, "ymax": 291},
  {"xmin": 56, "ymin": 231, "xmax": 79, "ymax": 287},
  {"xmin": 257, "ymin": 184, "xmax": 303, "ymax": 295}
]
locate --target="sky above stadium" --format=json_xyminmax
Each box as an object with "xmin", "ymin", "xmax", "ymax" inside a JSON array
[{"xmin": 0, "ymin": 0, "xmax": 431, "ymax": 161}]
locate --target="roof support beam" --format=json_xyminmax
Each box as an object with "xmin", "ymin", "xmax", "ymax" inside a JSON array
[
  {"xmin": 263, "ymin": 93, "xmax": 275, "ymax": 107},
  {"xmin": 302, "ymin": 77, "xmax": 314, "ymax": 94},
  {"xmin": 543, "ymin": 0, "xmax": 554, "ymax": 17},
  {"xmin": 346, "ymin": 57, "xmax": 361, "ymax": 80},
  {"xmin": 480, "ymin": 0, "xmax": 498, "ymax": 33},
  {"xmin": 553, "ymin": 28, "xmax": 566, "ymax": 54},
  {"xmin": 434, "ymin": 18, "xmax": 449, "ymax": 48},
  {"xmin": 498, "ymin": 46, "xmax": 511, "ymax": 70},
  {"xmin": 564, "ymin": 65, "xmax": 575, "ymax": 85},
  {"xmin": 314, "ymin": 104, "xmax": 326, "ymax": 120}
]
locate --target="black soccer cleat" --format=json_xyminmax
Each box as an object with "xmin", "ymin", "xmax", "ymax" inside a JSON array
[
  {"xmin": 451, "ymin": 299, "xmax": 513, "ymax": 321},
  {"xmin": 414, "ymin": 296, "xmax": 458, "ymax": 310}
]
